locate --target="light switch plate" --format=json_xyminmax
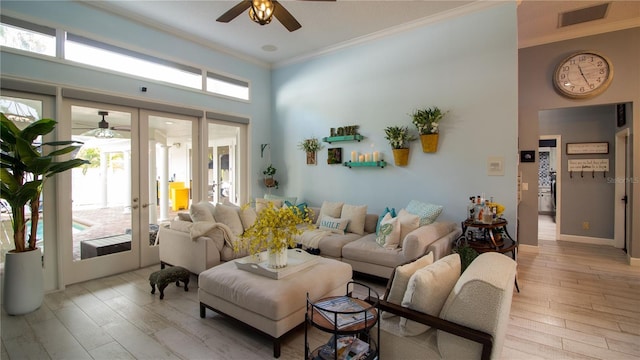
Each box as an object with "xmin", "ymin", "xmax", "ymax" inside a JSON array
[{"xmin": 522, "ymin": 182, "xmax": 529, "ymax": 191}]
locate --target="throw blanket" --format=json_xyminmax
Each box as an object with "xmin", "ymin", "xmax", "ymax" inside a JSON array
[
  {"xmin": 189, "ymin": 221, "xmax": 237, "ymax": 248},
  {"xmin": 296, "ymin": 229, "xmax": 332, "ymax": 250}
]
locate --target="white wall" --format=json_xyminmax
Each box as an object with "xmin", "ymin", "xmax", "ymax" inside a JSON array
[{"xmin": 271, "ymin": 4, "xmax": 519, "ymax": 233}]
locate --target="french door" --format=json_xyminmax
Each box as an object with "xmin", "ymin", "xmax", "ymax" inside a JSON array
[{"xmin": 61, "ymin": 100, "xmax": 197, "ymax": 284}]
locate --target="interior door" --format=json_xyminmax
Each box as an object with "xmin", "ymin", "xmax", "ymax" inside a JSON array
[{"xmin": 62, "ymin": 101, "xmax": 141, "ymax": 284}]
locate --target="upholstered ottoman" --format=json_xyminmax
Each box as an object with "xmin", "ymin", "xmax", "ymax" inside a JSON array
[{"xmin": 198, "ymin": 255, "xmax": 352, "ymax": 358}]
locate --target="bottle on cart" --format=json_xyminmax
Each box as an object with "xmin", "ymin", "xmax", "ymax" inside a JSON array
[
  {"xmin": 475, "ymin": 195, "xmax": 483, "ymax": 222},
  {"xmin": 467, "ymin": 197, "xmax": 476, "ymax": 220},
  {"xmin": 482, "ymin": 200, "xmax": 493, "ymax": 224}
]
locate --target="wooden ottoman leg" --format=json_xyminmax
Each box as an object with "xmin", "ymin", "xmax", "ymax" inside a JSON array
[
  {"xmin": 200, "ymin": 303, "xmax": 206, "ymax": 318},
  {"xmin": 273, "ymin": 339, "xmax": 281, "ymax": 358}
]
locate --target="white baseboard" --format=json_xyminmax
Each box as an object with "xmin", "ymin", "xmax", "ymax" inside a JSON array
[
  {"xmin": 519, "ymin": 244, "xmax": 539, "ymax": 253},
  {"xmin": 629, "ymin": 255, "xmax": 640, "ymax": 267},
  {"xmin": 559, "ymin": 234, "xmax": 614, "ymax": 246}
]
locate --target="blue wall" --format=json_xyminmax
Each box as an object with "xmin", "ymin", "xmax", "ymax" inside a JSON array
[{"xmin": 271, "ymin": 4, "xmax": 519, "ymax": 231}]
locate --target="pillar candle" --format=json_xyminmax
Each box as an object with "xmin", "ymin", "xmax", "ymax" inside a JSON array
[
  {"xmin": 373, "ymin": 151, "xmax": 380, "ymax": 162},
  {"xmin": 358, "ymin": 155, "xmax": 365, "ymax": 162},
  {"xmin": 351, "ymin": 151, "xmax": 357, "ymax": 163},
  {"xmin": 365, "ymin": 153, "xmax": 371, "ymax": 162}
]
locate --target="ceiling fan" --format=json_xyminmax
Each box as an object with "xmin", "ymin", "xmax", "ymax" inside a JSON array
[
  {"xmin": 217, "ymin": 0, "xmax": 334, "ymax": 32},
  {"xmin": 75, "ymin": 111, "xmax": 129, "ymax": 138}
]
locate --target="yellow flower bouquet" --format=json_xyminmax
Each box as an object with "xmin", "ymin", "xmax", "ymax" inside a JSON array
[
  {"xmin": 488, "ymin": 202, "xmax": 505, "ymax": 218},
  {"xmin": 236, "ymin": 202, "xmax": 314, "ymax": 257}
]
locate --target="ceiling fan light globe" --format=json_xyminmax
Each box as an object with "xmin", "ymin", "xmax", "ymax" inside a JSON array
[{"xmin": 249, "ymin": 0, "xmax": 274, "ymax": 25}]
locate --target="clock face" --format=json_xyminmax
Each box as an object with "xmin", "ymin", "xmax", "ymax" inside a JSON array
[{"xmin": 553, "ymin": 51, "xmax": 613, "ymax": 99}]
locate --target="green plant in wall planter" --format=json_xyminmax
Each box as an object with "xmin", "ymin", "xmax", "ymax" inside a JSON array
[
  {"xmin": 263, "ymin": 164, "xmax": 278, "ymax": 189},
  {"xmin": 0, "ymin": 113, "xmax": 89, "ymax": 315},
  {"xmin": 297, "ymin": 137, "xmax": 323, "ymax": 165},
  {"xmin": 411, "ymin": 106, "xmax": 447, "ymax": 153},
  {"xmin": 384, "ymin": 125, "xmax": 416, "ymax": 166}
]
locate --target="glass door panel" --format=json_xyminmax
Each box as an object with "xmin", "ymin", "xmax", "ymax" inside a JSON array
[
  {"xmin": 63, "ymin": 101, "xmax": 139, "ymax": 284},
  {"xmin": 143, "ymin": 111, "xmax": 196, "ymax": 267},
  {"xmin": 208, "ymin": 123, "xmax": 240, "ymax": 205}
]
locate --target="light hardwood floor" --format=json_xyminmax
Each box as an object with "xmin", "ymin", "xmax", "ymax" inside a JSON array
[{"xmin": 2, "ymin": 240, "xmax": 639, "ymax": 359}]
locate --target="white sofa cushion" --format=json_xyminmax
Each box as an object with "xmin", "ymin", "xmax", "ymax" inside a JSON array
[
  {"xmin": 386, "ymin": 252, "xmax": 434, "ymax": 307},
  {"xmin": 214, "ymin": 203, "xmax": 244, "ymax": 236},
  {"xmin": 239, "ymin": 206, "xmax": 257, "ymax": 231},
  {"xmin": 341, "ymin": 204, "xmax": 367, "ymax": 235},
  {"xmin": 397, "ymin": 209, "xmax": 420, "ymax": 246},
  {"xmin": 315, "ymin": 201, "xmax": 344, "ymax": 225},
  {"xmin": 264, "ymin": 193, "xmax": 297, "ymax": 206},
  {"xmin": 400, "ymin": 253, "xmax": 461, "ymax": 336},
  {"xmin": 375, "ymin": 213, "xmax": 401, "ymax": 249},
  {"xmin": 256, "ymin": 197, "xmax": 283, "ymax": 213},
  {"xmin": 190, "ymin": 201, "xmax": 216, "ymax": 222}
]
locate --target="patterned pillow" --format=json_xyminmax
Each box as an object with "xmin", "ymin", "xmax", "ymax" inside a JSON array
[
  {"xmin": 406, "ymin": 200, "xmax": 444, "ymax": 226},
  {"xmin": 375, "ymin": 213, "xmax": 401, "ymax": 249},
  {"xmin": 376, "ymin": 207, "xmax": 397, "ymax": 235},
  {"xmin": 318, "ymin": 215, "xmax": 350, "ymax": 235}
]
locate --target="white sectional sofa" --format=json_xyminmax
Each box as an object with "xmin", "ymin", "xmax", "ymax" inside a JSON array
[{"xmin": 158, "ymin": 199, "xmax": 461, "ymax": 278}]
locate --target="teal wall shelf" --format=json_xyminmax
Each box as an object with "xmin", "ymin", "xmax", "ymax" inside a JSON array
[
  {"xmin": 343, "ymin": 161, "xmax": 386, "ymax": 168},
  {"xmin": 322, "ymin": 135, "xmax": 364, "ymax": 143}
]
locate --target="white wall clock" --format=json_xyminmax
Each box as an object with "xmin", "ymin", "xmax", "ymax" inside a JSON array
[{"xmin": 553, "ymin": 51, "xmax": 613, "ymax": 99}]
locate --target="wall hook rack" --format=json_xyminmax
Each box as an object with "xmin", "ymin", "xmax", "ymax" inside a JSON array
[{"xmin": 260, "ymin": 144, "xmax": 270, "ymax": 158}]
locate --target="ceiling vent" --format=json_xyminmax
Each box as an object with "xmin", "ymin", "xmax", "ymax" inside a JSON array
[{"xmin": 559, "ymin": 3, "xmax": 610, "ymax": 27}]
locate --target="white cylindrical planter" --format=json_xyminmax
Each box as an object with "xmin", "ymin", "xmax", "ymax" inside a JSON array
[
  {"xmin": 268, "ymin": 247, "xmax": 288, "ymax": 269},
  {"xmin": 3, "ymin": 249, "xmax": 44, "ymax": 315}
]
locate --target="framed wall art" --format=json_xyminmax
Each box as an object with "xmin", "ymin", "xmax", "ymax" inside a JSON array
[
  {"xmin": 566, "ymin": 142, "xmax": 608, "ymax": 155},
  {"xmin": 327, "ymin": 148, "xmax": 342, "ymax": 164}
]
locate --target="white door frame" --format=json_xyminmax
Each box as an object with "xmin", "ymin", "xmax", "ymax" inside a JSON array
[
  {"xmin": 614, "ymin": 128, "xmax": 631, "ymax": 249},
  {"xmin": 539, "ymin": 135, "xmax": 562, "ymax": 241}
]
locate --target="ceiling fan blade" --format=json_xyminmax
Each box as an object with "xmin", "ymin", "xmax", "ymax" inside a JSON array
[
  {"xmin": 273, "ymin": 1, "xmax": 301, "ymax": 32},
  {"xmin": 216, "ymin": 1, "xmax": 252, "ymax": 23},
  {"xmin": 111, "ymin": 126, "xmax": 131, "ymax": 132}
]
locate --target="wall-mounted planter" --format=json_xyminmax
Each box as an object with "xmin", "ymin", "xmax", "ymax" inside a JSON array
[
  {"xmin": 392, "ymin": 148, "xmax": 410, "ymax": 166},
  {"xmin": 306, "ymin": 151, "xmax": 316, "ymax": 165},
  {"xmin": 420, "ymin": 134, "xmax": 439, "ymax": 153}
]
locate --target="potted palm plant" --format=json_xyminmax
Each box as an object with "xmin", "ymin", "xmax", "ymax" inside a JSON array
[
  {"xmin": 384, "ymin": 126, "xmax": 416, "ymax": 166},
  {"xmin": 411, "ymin": 107, "xmax": 446, "ymax": 153},
  {"xmin": 0, "ymin": 113, "xmax": 88, "ymax": 315}
]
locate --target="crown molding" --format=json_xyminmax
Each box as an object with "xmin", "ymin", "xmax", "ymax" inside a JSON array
[
  {"xmin": 273, "ymin": 1, "xmax": 502, "ymax": 69},
  {"xmin": 519, "ymin": 19, "xmax": 640, "ymax": 49}
]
